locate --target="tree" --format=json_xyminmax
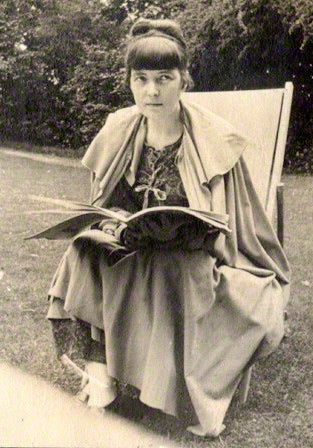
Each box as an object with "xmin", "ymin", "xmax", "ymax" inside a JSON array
[
  {"xmin": 0, "ymin": 0, "xmax": 311, "ymax": 171},
  {"xmin": 173, "ymin": 0, "xmax": 313, "ymax": 171}
]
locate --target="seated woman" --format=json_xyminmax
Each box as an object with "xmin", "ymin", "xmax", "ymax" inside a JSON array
[{"xmin": 47, "ymin": 18, "xmax": 290, "ymax": 437}]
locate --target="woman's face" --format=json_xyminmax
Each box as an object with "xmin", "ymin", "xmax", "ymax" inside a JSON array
[{"xmin": 130, "ymin": 68, "xmax": 184, "ymax": 120}]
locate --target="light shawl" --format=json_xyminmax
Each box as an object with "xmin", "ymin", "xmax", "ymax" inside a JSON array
[
  {"xmin": 83, "ymin": 100, "xmax": 248, "ymax": 209},
  {"xmin": 52, "ymin": 100, "xmax": 290, "ymax": 437}
]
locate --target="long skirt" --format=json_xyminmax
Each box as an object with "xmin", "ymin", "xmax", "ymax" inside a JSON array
[{"xmin": 48, "ymin": 230, "xmax": 284, "ymax": 437}]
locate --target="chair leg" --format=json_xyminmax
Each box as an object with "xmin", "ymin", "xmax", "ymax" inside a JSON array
[
  {"xmin": 277, "ymin": 182, "xmax": 284, "ymax": 247},
  {"xmin": 238, "ymin": 366, "xmax": 253, "ymax": 404}
]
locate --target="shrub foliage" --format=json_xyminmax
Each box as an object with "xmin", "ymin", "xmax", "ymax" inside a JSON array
[{"xmin": 0, "ymin": 0, "xmax": 312, "ymax": 171}]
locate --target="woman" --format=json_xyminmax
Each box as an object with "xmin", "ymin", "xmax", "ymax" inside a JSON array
[{"xmin": 47, "ymin": 18, "xmax": 290, "ymax": 437}]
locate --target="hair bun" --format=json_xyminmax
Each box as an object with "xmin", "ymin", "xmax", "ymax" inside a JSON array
[{"xmin": 130, "ymin": 19, "xmax": 186, "ymax": 48}]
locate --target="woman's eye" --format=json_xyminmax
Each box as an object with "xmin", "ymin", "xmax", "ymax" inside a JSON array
[
  {"xmin": 135, "ymin": 76, "xmax": 146, "ymax": 82},
  {"xmin": 159, "ymin": 75, "xmax": 172, "ymax": 82},
  {"xmin": 133, "ymin": 74, "xmax": 147, "ymax": 82}
]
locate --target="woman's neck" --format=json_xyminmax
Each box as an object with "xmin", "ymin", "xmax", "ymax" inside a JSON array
[{"xmin": 145, "ymin": 111, "xmax": 183, "ymax": 150}]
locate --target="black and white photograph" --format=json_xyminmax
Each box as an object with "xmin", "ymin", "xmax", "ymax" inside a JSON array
[{"xmin": 0, "ymin": 1, "xmax": 312, "ymax": 447}]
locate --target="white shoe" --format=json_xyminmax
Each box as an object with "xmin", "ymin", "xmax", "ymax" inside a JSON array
[
  {"xmin": 77, "ymin": 361, "xmax": 117, "ymax": 408},
  {"xmin": 187, "ymin": 423, "xmax": 226, "ymax": 438}
]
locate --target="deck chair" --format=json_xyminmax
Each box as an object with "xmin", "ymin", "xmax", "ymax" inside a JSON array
[{"xmin": 183, "ymin": 82, "xmax": 294, "ymax": 403}]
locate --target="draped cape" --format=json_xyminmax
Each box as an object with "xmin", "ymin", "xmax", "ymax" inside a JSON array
[{"xmin": 49, "ymin": 99, "xmax": 290, "ymax": 437}]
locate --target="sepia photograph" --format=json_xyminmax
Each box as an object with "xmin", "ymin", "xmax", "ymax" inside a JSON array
[{"xmin": 0, "ymin": 1, "xmax": 312, "ymax": 447}]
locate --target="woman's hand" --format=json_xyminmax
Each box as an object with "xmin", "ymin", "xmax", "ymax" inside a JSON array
[
  {"xmin": 98, "ymin": 218, "xmax": 120, "ymax": 236},
  {"xmin": 120, "ymin": 226, "xmax": 149, "ymax": 250},
  {"xmin": 98, "ymin": 208, "xmax": 131, "ymax": 239}
]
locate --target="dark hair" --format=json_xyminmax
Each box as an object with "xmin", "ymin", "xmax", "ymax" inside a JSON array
[{"xmin": 125, "ymin": 19, "xmax": 193, "ymax": 89}]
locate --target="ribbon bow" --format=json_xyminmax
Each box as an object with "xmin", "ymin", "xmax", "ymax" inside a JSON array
[{"xmin": 135, "ymin": 184, "xmax": 167, "ymax": 209}]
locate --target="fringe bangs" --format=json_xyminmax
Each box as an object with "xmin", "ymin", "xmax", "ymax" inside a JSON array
[{"xmin": 126, "ymin": 37, "xmax": 187, "ymax": 72}]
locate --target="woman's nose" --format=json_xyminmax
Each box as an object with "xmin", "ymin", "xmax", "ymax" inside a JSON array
[{"xmin": 146, "ymin": 81, "xmax": 159, "ymax": 97}]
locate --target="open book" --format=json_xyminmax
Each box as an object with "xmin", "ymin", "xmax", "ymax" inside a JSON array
[
  {"xmin": 26, "ymin": 202, "xmax": 230, "ymax": 239},
  {"xmin": 25, "ymin": 202, "xmax": 231, "ymax": 265}
]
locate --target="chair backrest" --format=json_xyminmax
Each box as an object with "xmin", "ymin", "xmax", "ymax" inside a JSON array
[{"xmin": 183, "ymin": 82, "xmax": 293, "ymax": 220}]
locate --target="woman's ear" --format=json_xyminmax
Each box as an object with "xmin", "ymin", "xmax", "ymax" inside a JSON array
[
  {"xmin": 180, "ymin": 70, "xmax": 193, "ymax": 91},
  {"xmin": 181, "ymin": 80, "xmax": 187, "ymax": 91}
]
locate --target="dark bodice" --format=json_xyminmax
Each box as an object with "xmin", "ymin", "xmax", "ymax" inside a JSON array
[{"xmin": 106, "ymin": 136, "xmax": 188, "ymax": 212}]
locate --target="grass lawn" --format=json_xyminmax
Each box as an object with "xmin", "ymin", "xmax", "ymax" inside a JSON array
[{"xmin": 0, "ymin": 148, "xmax": 312, "ymax": 447}]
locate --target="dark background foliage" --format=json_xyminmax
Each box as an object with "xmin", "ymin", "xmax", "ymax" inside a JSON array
[{"xmin": 0, "ymin": 0, "xmax": 312, "ymax": 171}]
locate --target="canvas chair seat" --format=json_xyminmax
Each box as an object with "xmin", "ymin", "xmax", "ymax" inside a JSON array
[{"xmin": 183, "ymin": 82, "xmax": 294, "ymax": 402}]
